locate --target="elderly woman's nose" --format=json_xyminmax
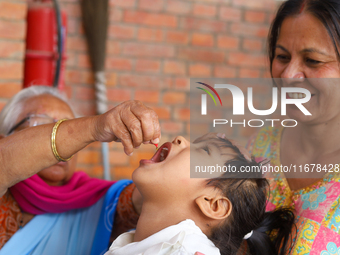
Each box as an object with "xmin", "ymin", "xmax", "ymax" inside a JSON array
[{"xmin": 281, "ymin": 60, "xmax": 306, "ymax": 79}]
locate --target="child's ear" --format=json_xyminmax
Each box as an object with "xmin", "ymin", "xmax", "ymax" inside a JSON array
[{"xmin": 195, "ymin": 195, "xmax": 232, "ymax": 220}]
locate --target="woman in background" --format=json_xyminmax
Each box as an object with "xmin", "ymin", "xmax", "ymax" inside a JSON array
[{"xmin": 248, "ymin": 0, "xmax": 340, "ymax": 253}]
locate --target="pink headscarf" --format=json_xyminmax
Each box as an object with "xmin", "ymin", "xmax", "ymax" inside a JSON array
[{"xmin": 10, "ymin": 171, "xmax": 115, "ymax": 215}]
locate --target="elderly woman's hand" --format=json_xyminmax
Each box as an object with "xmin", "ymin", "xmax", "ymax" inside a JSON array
[{"xmin": 93, "ymin": 100, "xmax": 161, "ymax": 155}]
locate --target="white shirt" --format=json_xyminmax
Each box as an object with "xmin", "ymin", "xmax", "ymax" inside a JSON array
[{"xmin": 105, "ymin": 219, "xmax": 221, "ymax": 255}]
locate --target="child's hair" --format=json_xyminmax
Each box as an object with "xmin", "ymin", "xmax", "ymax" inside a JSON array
[{"xmin": 206, "ymin": 137, "xmax": 295, "ymax": 255}]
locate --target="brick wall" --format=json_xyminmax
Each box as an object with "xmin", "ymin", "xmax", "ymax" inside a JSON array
[{"xmin": 0, "ymin": 0, "xmax": 278, "ymax": 179}]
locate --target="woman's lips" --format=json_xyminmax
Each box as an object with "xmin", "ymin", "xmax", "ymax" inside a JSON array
[
  {"xmin": 286, "ymin": 93, "xmax": 315, "ymax": 99},
  {"xmin": 140, "ymin": 142, "xmax": 172, "ymax": 165}
]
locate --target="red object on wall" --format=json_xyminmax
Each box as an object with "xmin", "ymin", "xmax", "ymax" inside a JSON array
[{"xmin": 24, "ymin": 1, "xmax": 67, "ymax": 90}]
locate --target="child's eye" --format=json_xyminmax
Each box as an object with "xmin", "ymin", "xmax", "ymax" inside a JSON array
[{"xmin": 202, "ymin": 146, "xmax": 210, "ymax": 155}]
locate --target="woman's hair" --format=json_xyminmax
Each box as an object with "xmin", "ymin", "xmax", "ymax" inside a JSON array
[
  {"xmin": 207, "ymin": 138, "xmax": 295, "ymax": 255},
  {"xmin": 0, "ymin": 85, "xmax": 75, "ymax": 136},
  {"xmin": 268, "ymin": 0, "xmax": 340, "ymax": 74}
]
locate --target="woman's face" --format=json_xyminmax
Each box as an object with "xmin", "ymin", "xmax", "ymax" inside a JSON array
[
  {"xmin": 272, "ymin": 13, "xmax": 340, "ymax": 123},
  {"xmin": 12, "ymin": 94, "xmax": 77, "ymax": 186}
]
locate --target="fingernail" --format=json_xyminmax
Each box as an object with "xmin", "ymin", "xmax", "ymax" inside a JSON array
[
  {"xmin": 135, "ymin": 146, "xmax": 140, "ymax": 149},
  {"xmin": 143, "ymin": 141, "xmax": 151, "ymax": 144},
  {"xmin": 128, "ymin": 152, "xmax": 133, "ymax": 156},
  {"xmin": 151, "ymin": 138, "xmax": 160, "ymax": 144},
  {"xmin": 217, "ymin": 133, "xmax": 226, "ymax": 139}
]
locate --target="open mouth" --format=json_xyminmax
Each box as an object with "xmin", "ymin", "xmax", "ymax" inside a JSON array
[{"xmin": 140, "ymin": 142, "xmax": 172, "ymax": 165}]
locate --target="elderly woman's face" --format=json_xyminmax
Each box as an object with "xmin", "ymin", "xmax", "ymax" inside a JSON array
[
  {"xmin": 272, "ymin": 13, "xmax": 340, "ymax": 123},
  {"xmin": 14, "ymin": 94, "xmax": 77, "ymax": 186}
]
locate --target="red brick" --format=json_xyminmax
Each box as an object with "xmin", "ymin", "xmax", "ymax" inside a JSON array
[
  {"xmin": 122, "ymin": 43, "xmax": 175, "ymax": 58},
  {"xmin": 113, "ymin": 166, "xmax": 135, "ymax": 179},
  {"xmin": 119, "ymin": 74, "xmax": 171, "ymax": 88},
  {"xmin": 67, "ymin": 37, "xmax": 87, "ymax": 52},
  {"xmin": 106, "ymin": 72, "xmax": 117, "ymax": 87},
  {"xmin": 191, "ymin": 33, "xmax": 214, "ymax": 47},
  {"xmin": 75, "ymin": 86, "xmax": 95, "ymax": 100},
  {"xmin": 0, "ymin": 61, "xmax": 23, "ymax": 79},
  {"xmin": 181, "ymin": 18, "xmax": 226, "ymax": 32},
  {"xmin": 245, "ymin": 11, "xmax": 266, "ymax": 23},
  {"xmin": 239, "ymin": 68, "xmax": 261, "ymax": 78},
  {"xmin": 152, "ymin": 106, "xmax": 171, "ymax": 120},
  {"xmin": 166, "ymin": 31, "xmax": 189, "ymax": 44},
  {"xmin": 231, "ymin": 23, "xmax": 269, "ymax": 38},
  {"xmin": 0, "ymin": 20, "xmax": 25, "ymax": 40},
  {"xmin": 138, "ymin": 28, "xmax": 163, "ymax": 42},
  {"xmin": 134, "ymin": 90, "xmax": 159, "ymax": 103},
  {"xmin": 178, "ymin": 48, "xmax": 224, "ymax": 63},
  {"xmin": 219, "ymin": 7, "xmax": 241, "ymax": 21},
  {"xmin": 90, "ymin": 166, "xmax": 105, "ymax": 178},
  {"xmin": 135, "ymin": 60, "xmax": 160, "ymax": 73},
  {"xmin": 217, "ymin": 36, "xmax": 239, "ymax": 50},
  {"xmin": 0, "ymin": 41, "xmax": 24, "ymax": 59},
  {"xmin": 110, "ymin": 0, "xmax": 136, "ymax": 8},
  {"xmin": 163, "ymin": 61, "xmax": 186, "ymax": 75},
  {"xmin": 227, "ymin": 52, "xmax": 267, "ymax": 68},
  {"xmin": 77, "ymin": 53, "xmax": 91, "ymax": 68},
  {"xmin": 162, "ymin": 91, "xmax": 186, "ymax": 104},
  {"xmin": 166, "ymin": 0, "xmax": 191, "ymax": 15},
  {"xmin": 63, "ymin": 3, "xmax": 81, "ymax": 18},
  {"xmin": 0, "ymin": 2, "xmax": 26, "ymax": 20},
  {"xmin": 106, "ymin": 42, "xmax": 120, "ymax": 55},
  {"xmin": 0, "ymin": 101, "xmax": 6, "ymax": 112},
  {"xmin": 108, "ymin": 25, "xmax": 135, "ymax": 39},
  {"xmin": 0, "ymin": 82, "xmax": 21, "ymax": 98},
  {"xmin": 174, "ymin": 78, "xmax": 189, "ymax": 90},
  {"xmin": 109, "ymin": 8, "xmax": 123, "ymax": 22},
  {"xmin": 124, "ymin": 10, "xmax": 177, "ymax": 28},
  {"xmin": 77, "ymin": 150, "xmax": 100, "ymax": 164},
  {"xmin": 243, "ymin": 38, "xmax": 263, "ymax": 51},
  {"xmin": 189, "ymin": 64, "xmax": 211, "ymax": 77},
  {"xmin": 193, "ymin": 4, "xmax": 217, "ymax": 17},
  {"xmin": 174, "ymin": 108, "xmax": 190, "ymax": 121},
  {"xmin": 139, "ymin": 0, "xmax": 163, "ymax": 11},
  {"xmin": 109, "ymin": 150, "xmax": 129, "ymax": 165},
  {"xmin": 73, "ymin": 101, "xmax": 96, "ymax": 116},
  {"xmin": 232, "ymin": 0, "xmax": 276, "ymax": 11},
  {"xmin": 214, "ymin": 66, "xmax": 237, "ymax": 78},
  {"xmin": 67, "ymin": 17, "xmax": 79, "ymax": 35},
  {"xmin": 66, "ymin": 70, "xmax": 94, "ymax": 84},
  {"xmin": 161, "ymin": 121, "xmax": 184, "ymax": 134},
  {"xmin": 107, "ymin": 88, "xmax": 132, "ymax": 101},
  {"xmin": 106, "ymin": 57, "xmax": 133, "ymax": 70}
]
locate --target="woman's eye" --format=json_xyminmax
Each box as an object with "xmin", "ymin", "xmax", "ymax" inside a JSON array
[
  {"xmin": 306, "ymin": 58, "xmax": 321, "ymax": 65},
  {"xmin": 275, "ymin": 54, "xmax": 290, "ymax": 61}
]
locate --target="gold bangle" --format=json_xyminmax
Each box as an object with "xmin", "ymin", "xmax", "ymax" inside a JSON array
[{"xmin": 51, "ymin": 119, "xmax": 73, "ymax": 162}]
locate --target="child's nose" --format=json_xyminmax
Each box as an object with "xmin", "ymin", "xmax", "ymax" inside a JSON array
[{"xmin": 172, "ymin": 136, "xmax": 188, "ymax": 146}]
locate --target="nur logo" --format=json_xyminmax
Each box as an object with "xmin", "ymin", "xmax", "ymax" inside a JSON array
[
  {"xmin": 197, "ymin": 82, "xmax": 312, "ymax": 116},
  {"xmin": 196, "ymin": 82, "xmax": 222, "ymax": 115}
]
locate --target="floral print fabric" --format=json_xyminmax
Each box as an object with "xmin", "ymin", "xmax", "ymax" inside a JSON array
[{"xmin": 248, "ymin": 126, "xmax": 340, "ymax": 255}]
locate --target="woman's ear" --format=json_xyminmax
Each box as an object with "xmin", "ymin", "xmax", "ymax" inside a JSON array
[{"xmin": 195, "ymin": 194, "xmax": 232, "ymax": 220}]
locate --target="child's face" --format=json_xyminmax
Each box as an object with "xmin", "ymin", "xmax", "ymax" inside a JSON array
[{"xmin": 132, "ymin": 133, "xmax": 242, "ymax": 204}]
